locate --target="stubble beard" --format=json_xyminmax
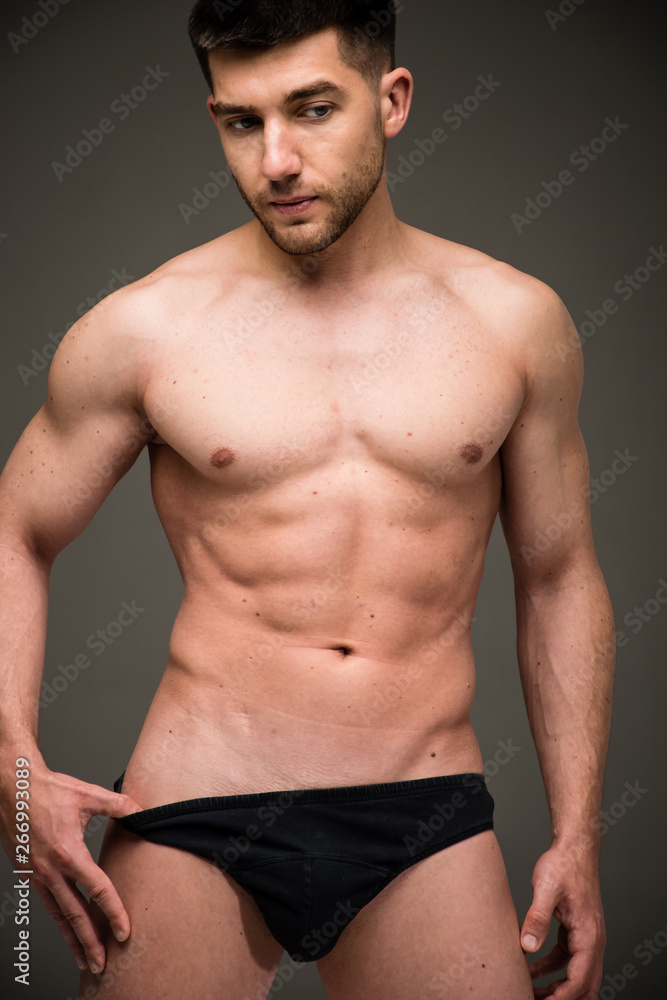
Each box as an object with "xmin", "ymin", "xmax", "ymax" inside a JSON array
[{"xmin": 231, "ymin": 106, "xmax": 386, "ymax": 257}]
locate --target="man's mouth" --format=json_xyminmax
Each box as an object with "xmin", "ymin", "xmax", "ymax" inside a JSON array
[
  {"xmin": 271, "ymin": 196, "xmax": 319, "ymax": 217},
  {"xmin": 272, "ymin": 195, "xmax": 316, "ymax": 204}
]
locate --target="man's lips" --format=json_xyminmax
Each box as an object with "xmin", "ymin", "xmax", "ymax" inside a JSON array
[
  {"xmin": 270, "ymin": 196, "xmax": 318, "ymax": 217},
  {"xmin": 271, "ymin": 195, "xmax": 317, "ymax": 204}
]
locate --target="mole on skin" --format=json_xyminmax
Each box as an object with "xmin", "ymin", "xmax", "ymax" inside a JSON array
[
  {"xmin": 210, "ymin": 448, "xmax": 236, "ymax": 469},
  {"xmin": 459, "ymin": 443, "xmax": 483, "ymax": 464}
]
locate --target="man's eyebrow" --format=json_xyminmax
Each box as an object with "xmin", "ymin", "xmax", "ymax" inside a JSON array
[{"xmin": 212, "ymin": 80, "xmax": 350, "ymax": 118}]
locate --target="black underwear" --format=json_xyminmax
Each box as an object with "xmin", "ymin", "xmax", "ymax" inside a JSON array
[{"xmin": 113, "ymin": 771, "xmax": 493, "ymax": 963}]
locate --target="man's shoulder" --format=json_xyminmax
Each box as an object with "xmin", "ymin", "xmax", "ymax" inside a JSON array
[
  {"xmin": 409, "ymin": 227, "xmax": 563, "ymax": 315},
  {"xmin": 49, "ymin": 230, "xmax": 247, "ymax": 400},
  {"xmin": 111, "ymin": 228, "xmax": 246, "ymax": 317},
  {"xmin": 409, "ymin": 229, "xmax": 577, "ymax": 379}
]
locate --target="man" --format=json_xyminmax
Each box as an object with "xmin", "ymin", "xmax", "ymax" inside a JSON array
[{"xmin": 0, "ymin": 1, "xmax": 614, "ymax": 997}]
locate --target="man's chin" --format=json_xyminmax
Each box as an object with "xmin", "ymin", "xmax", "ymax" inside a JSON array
[{"xmin": 258, "ymin": 216, "xmax": 336, "ymax": 257}]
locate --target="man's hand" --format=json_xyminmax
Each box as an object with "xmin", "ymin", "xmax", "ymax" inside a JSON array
[
  {"xmin": 0, "ymin": 764, "xmax": 142, "ymax": 975},
  {"xmin": 520, "ymin": 844, "xmax": 606, "ymax": 1000}
]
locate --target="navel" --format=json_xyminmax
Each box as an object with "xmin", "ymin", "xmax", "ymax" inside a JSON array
[
  {"xmin": 459, "ymin": 443, "xmax": 483, "ymax": 464},
  {"xmin": 210, "ymin": 447, "xmax": 236, "ymax": 469}
]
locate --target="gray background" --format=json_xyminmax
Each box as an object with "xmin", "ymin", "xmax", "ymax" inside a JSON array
[{"xmin": 1, "ymin": 0, "xmax": 665, "ymax": 997}]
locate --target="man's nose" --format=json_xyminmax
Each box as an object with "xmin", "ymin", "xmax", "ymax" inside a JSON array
[{"xmin": 261, "ymin": 120, "xmax": 302, "ymax": 181}]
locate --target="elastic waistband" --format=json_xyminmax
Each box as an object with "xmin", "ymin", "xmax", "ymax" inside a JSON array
[{"xmin": 113, "ymin": 770, "xmax": 488, "ymax": 812}]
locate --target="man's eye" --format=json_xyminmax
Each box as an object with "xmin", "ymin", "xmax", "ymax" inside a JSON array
[
  {"xmin": 227, "ymin": 117, "xmax": 258, "ymax": 132},
  {"xmin": 303, "ymin": 105, "xmax": 332, "ymax": 120},
  {"xmin": 226, "ymin": 105, "xmax": 332, "ymax": 132}
]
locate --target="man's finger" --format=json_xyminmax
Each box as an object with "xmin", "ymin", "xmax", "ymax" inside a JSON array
[
  {"xmin": 533, "ymin": 980, "xmax": 567, "ymax": 1000},
  {"xmin": 545, "ymin": 950, "xmax": 597, "ymax": 1000},
  {"xmin": 75, "ymin": 858, "xmax": 131, "ymax": 943},
  {"xmin": 31, "ymin": 881, "xmax": 88, "ymax": 972},
  {"xmin": 46, "ymin": 875, "xmax": 107, "ymax": 974},
  {"xmin": 528, "ymin": 941, "xmax": 569, "ymax": 979},
  {"xmin": 82, "ymin": 788, "xmax": 144, "ymax": 819}
]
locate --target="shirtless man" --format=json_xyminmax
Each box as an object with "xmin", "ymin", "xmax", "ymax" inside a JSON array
[{"xmin": 0, "ymin": 2, "xmax": 614, "ymax": 998}]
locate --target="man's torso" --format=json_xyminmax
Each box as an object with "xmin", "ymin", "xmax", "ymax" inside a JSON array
[{"xmin": 121, "ymin": 222, "xmax": 527, "ymax": 805}]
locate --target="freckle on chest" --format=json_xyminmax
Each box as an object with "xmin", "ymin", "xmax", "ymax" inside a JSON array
[
  {"xmin": 210, "ymin": 447, "xmax": 236, "ymax": 469},
  {"xmin": 459, "ymin": 443, "xmax": 483, "ymax": 464}
]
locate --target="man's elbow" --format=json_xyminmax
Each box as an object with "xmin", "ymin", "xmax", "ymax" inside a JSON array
[{"xmin": 510, "ymin": 540, "xmax": 606, "ymax": 597}]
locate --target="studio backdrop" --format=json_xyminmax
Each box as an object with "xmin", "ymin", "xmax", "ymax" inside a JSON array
[{"xmin": 0, "ymin": 1, "xmax": 665, "ymax": 998}]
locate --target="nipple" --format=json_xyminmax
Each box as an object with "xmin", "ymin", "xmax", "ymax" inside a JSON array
[
  {"xmin": 210, "ymin": 448, "xmax": 236, "ymax": 469},
  {"xmin": 459, "ymin": 443, "xmax": 483, "ymax": 464}
]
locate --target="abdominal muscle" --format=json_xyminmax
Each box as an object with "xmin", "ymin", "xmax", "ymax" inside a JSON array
[
  {"xmin": 124, "ymin": 634, "xmax": 485, "ymax": 809},
  {"xmin": 122, "ymin": 455, "xmax": 497, "ymax": 809}
]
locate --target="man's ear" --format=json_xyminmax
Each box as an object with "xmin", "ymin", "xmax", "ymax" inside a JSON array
[{"xmin": 381, "ymin": 67, "xmax": 413, "ymax": 140}]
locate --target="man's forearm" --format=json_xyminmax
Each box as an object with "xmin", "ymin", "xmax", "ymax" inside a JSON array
[
  {"xmin": 515, "ymin": 564, "xmax": 615, "ymax": 853},
  {"xmin": 0, "ymin": 534, "xmax": 51, "ymax": 774}
]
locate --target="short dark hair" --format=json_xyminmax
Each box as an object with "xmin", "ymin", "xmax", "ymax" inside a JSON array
[{"xmin": 187, "ymin": 0, "xmax": 397, "ymax": 94}]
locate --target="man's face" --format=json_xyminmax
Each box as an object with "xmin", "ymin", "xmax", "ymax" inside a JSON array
[{"xmin": 207, "ymin": 29, "xmax": 387, "ymax": 256}]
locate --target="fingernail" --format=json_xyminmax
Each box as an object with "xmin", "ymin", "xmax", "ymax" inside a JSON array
[
  {"xmin": 76, "ymin": 957, "xmax": 87, "ymax": 972},
  {"xmin": 522, "ymin": 933, "xmax": 538, "ymax": 950},
  {"xmin": 89, "ymin": 961, "xmax": 102, "ymax": 975},
  {"xmin": 114, "ymin": 927, "xmax": 128, "ymax": 942}
]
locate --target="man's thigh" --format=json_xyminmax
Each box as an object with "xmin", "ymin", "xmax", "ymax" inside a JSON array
[
  {"xmin": 316, "ymin": 829, "xmax": 533, "ymax": 1000},
  {"xmin": 78, "ymin": 819, "xmax": 284, "ymax": 1000}
]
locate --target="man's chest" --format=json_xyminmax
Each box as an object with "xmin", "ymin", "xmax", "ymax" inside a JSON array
[{"xmin": 143, "ymin": 300, "xmax": 524, "ymax": 489}]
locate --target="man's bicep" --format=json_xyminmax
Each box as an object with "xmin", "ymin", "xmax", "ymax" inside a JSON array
[
  {"xmin": 499, "ymin": 287, "xmax": 596, "ymax": 584},
  {"xmin": 0, "ymin": 302, "xmax": 151, "ymax": 563}
]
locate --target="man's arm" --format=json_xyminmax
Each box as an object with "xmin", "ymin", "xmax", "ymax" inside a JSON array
[
  {"xmin": 498, "ymin": 277, "xmax": 614, "ymax": 1000},
  {"xmin": 0, "ymin": 288, "xmax": 154, "ymax": 975}
]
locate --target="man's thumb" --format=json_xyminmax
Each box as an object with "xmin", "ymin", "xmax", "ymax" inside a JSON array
[{"xmin": 521, "ymin": 897, "xmax": 555, "ymax": 953}]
